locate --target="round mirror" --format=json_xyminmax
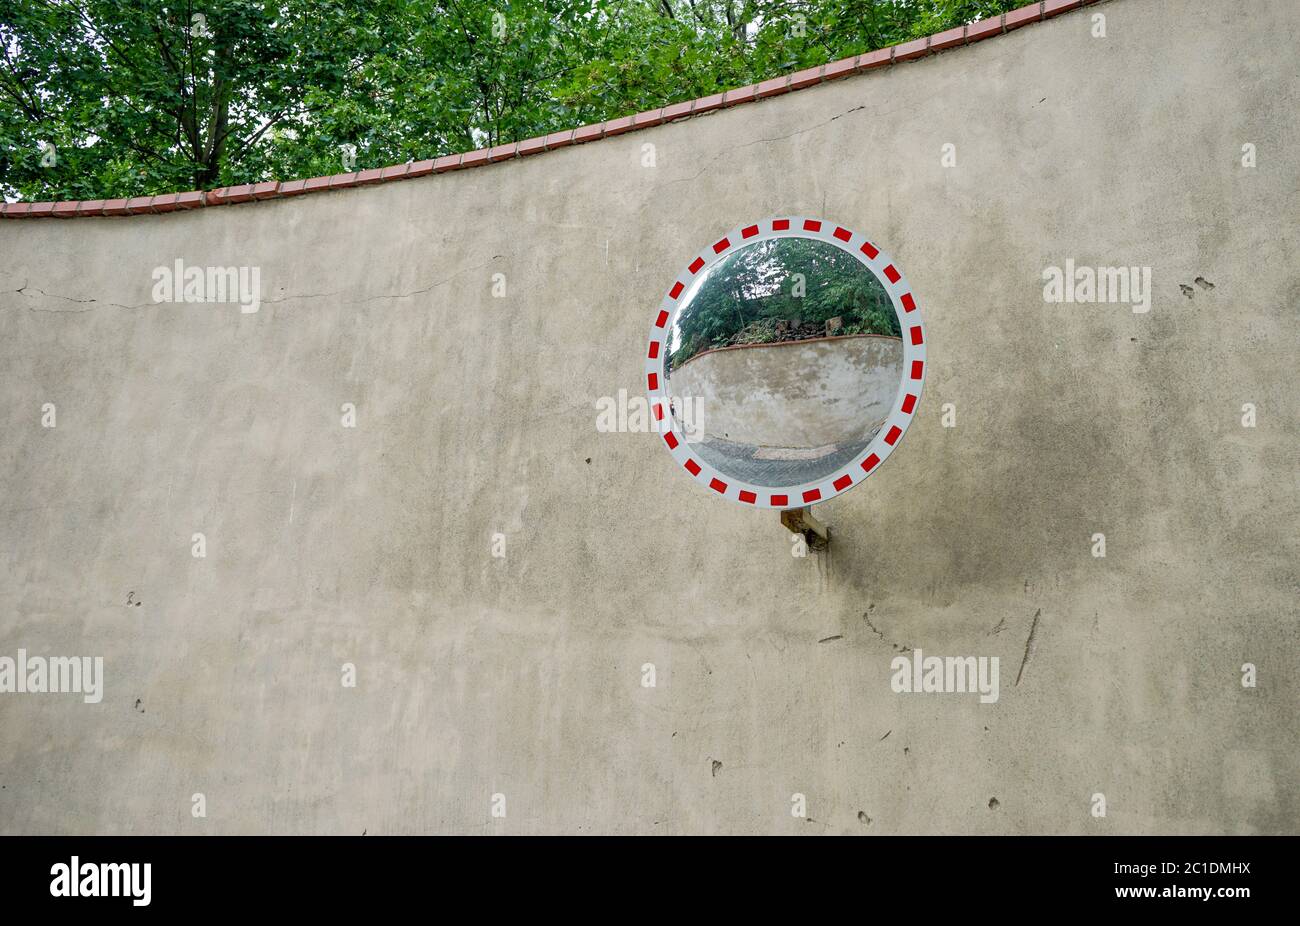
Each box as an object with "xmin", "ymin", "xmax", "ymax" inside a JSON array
[{"xmin": 646, "ymin": 218, "xmax": 925, "ymax": 508}]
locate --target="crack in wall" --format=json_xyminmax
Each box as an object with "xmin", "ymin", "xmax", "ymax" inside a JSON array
[
  {"xmin": 862, "ymin": 608, "xmax": 912, "ymax": 653},
  {"xmin": 4, "ymin": 256, "xmax": 504, "ymax": 314},
  {"xmin": 1015, "ymin": 609, "xmax": 1042, "ymax": 686}
]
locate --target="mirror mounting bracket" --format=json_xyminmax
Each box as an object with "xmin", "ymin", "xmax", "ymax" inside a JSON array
[{"xmin": 780, "ymin": 506, "xmax": 829, "ymax": 550}]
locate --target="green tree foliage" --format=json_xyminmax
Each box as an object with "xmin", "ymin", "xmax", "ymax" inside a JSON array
[
  {"xmin": 1, "ymin": 0, "xmax": 1022, "ymax": 199},
  {"xmin": 670, "ymin": 237, "xmax": 898, "ymax": 368}
]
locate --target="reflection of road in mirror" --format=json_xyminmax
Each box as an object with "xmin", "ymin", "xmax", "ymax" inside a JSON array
[
  {"xmin": 692, "ymin": 432, "xmax": 878, "ymax": 488},
  {"xmin": 665, "ymin": 235, "xmax": 903, "ymax": 487}
]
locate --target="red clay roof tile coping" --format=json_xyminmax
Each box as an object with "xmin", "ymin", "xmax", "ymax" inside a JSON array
[{"xmin": 1, "ymin": 1, "xmax": 1086, "ymax": 220}]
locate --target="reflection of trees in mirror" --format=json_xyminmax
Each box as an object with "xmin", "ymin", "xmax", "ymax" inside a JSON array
[{"xmin": 668, "ymin": 237, "xmax": 900, "ymax": 373}]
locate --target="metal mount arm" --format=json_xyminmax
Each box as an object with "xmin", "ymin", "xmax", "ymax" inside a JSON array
[{"xmin": 780, "ymin": 506, "xmax": 829, "ymax": 550}]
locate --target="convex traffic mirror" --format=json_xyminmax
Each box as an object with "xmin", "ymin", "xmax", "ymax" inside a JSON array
[{"xmin": 646, "ymin": 218, "xmax": 926, "ymax": 509}]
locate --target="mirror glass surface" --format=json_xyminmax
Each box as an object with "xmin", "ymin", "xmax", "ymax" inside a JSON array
[{"xmin": 664, "ymin": 236, "xmax": 903, "ymax": 488}]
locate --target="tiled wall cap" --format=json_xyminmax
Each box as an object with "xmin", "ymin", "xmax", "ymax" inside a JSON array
[
  {"xmin": 722, "ymin": 85, "xmax": 757, "ymax": 106},
  {"xmin": 823, "ymin": 57, "xmax": 858, "ymax": 80},
  {"xmin": 788, "ymin": 65, "xmax": 824, "ymax": 89},
  {"xmin": 517, "ymin": 137, "xmax": 547, "ymax": 156},
  {"xmin": 931, "ymin": 25, "xmax": 968, "ymax": 51},
  {"xmin": 967, "ymin": 14, "xmax": 1007, "ymax": 41},
  {"xmin": 603, "ymin": 116, "xmax": 636, "ymax": 136},
  {"xmin": 894, "ymin": 37, "xmax": 931, "ymax": 62},
  {"xmin": 1005, "ymin": 3, "xmax": 1045, "ymax": 29},
  {"xmin": 865, "ymin": 46, "xmax": 896, "ymax": 70},
  {"xmin": 543, "ymin": 130, "xmax": 575, "ymax": 150},
  {"xmin": 149, "ymin": 194, "xmax": 180, "ymax": 213},
  {"xmin": 662, "ymin": 101, "xmax": 694, "ymax": 121},
  {"xmin": 693, "ymin": 93, "xmax": 726, "ymax": 114}
]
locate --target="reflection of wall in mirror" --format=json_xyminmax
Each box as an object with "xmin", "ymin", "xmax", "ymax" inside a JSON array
[{"xmin": 667, "ymin": 333, "xmax": 903, "ymax": 449}]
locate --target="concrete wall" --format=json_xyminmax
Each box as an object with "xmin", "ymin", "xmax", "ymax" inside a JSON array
[
  {"xmin": 669, "ymin": 335, "xmax": 903, "ymax": 447},
  {"xmin": 0, "ymin": 0, "xmax": 1296, "ymax": 835}
]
